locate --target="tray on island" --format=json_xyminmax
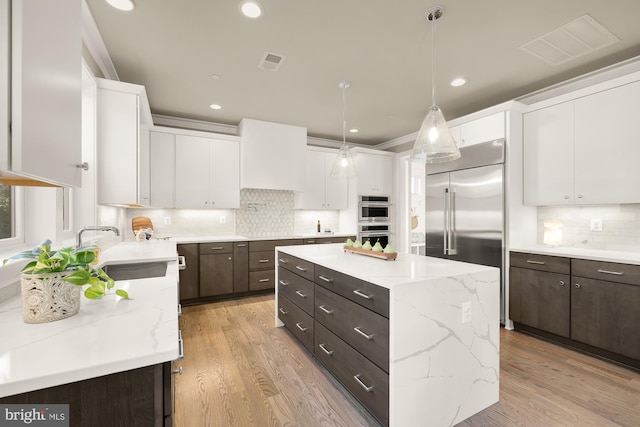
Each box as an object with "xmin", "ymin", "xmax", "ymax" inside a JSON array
[{"xmin": 343, "ymin": 245, "xmax": 397, "ymax": 260}]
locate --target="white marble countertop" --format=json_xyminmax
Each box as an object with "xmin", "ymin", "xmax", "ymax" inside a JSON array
[
  {"xmin": 0, "ymin": 240, "xmax": 181, "ymax": 398},
  {"xmin": 510, "ymin": 245, "xmax": 640, "ymax": 265},
  {"xmin": 276, "ymin": 243, "xmax": 497, "ymax": 290},
  {"xmin": 170, "ymin": 233, "xmax": 353, "ymax": 244}
]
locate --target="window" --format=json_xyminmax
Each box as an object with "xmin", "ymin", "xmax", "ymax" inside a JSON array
[{"xmin": 0, "ymin": 184, "xmax": 13, "ymax": 239}]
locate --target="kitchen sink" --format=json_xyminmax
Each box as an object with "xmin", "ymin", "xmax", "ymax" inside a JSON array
[{"xmin": 102, "ymin": 261, "xmax": 168, "ymax": 281}]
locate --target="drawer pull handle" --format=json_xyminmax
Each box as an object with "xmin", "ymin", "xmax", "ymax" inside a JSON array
[
  {"xmin": 236, "ymin": 243, "xmax": 247, "ymax": 247},
  {"xmin": 354, "ymin": 326, "xmax": 374, "ymax": 340},
  {"xmin": 318, "ymin": 305, "xmax": 334, "ymax": 315},
  {"xmin": 575, "ymin": 283, "xmax": 581, "ymax": 289},
  {"xmin": 306, "ymin": 240, "xmax": 315, "ymax": 244},
  {"xmin": 318, "ymin": 343, "xmax": 334, "ymax": 355},
  {"xmin": 259, "ymin": 278, "xmax": 270, "ymax": 283},
  {"xmin": 259, "ymin": 259, "xmax": 270, "ymax": 263},
  {"xmin": 296, "ymin": 323, "xmax": 308, "ymax": 332},
  {"xmin": 278, "ymin": 258, "xmax": 288, "ymax": 263},
  {"xmin": 172, "ymin": 366, "xmax": 183, "ymax": 375},
  {"xmin": 279, "ymin": 308, "xmax": 288, "ymax": 315},
  {"xmin": 295, "ymin": 265, "xmax": 308, "ymax": 272},
  {"xmin": 353, "ymin": 374, "xmax": 374, "ymax": 392},
  {"xmin": 353, "ymin": 290, "xmax": 373, "ymax": 300},
  {"xmin": 278, "ymin": 280, "xmax": 289, "ymax": 287},
  {"xmin": 526, "ymin": 260, "xmax": 545, "ymax": 265},
  {"xmin": 177, "ymin": 330, "xmax": 184, "ymax": 360},
  {"xmin": 318, "ymin": 275, "xmax": 334, "ymax": 283},
  {"xmin": 211, "ymin": 246, "xmax": 224, "ymax": 250},
  {"xmin": 597, "ymin": 269, "xmax": 624, "ymax": 276},
  {"xmin": 295, "ymin": 290, "xmax": 307, "ymax": 298}
]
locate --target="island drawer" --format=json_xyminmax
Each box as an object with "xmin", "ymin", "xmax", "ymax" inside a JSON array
[
  {"xmin": 278, "ymin": 266, "xmax": 314, "ymax": 315},
  {"xmin": 249, "ymin": 250, "xmax": 275, "ymax": 270},
  {"xmin": 277, "ymin": 252, "xmax": 314, "ymax": 282},
  {"xmin": 314, "ymin": 321, "xmax": 389, "ymax": 426},
  {"xmin": 249, "ymin": 239, "xmax": 302, "ymax": 252},
  {"xmin": 510, "ymin": 252, "xmax": 570, "ymax": 274},
  {"xmin": 278, "ymin": 293, "xmax": 314, "ymax": 351},
  {"xmin": 315, "ymin": 284, "xmax": 389, "ymax": 372},
  {"xmin": 199, "ymin": 242, "xmax": 233, "ymax": 255},
  {"xmin": 572, "ymin": 259, "xmax": 640, "ymax": 286},
  {"xmin": 314, "ymin": 265, "xmax": 389, "ymax": 318},
  {"xmin": 249, "ymin": 270, "xmax": 274, "ymax": 291}
]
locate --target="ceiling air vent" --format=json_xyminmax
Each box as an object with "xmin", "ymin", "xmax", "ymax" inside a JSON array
[
  {"xmin": 258, "ymin": 51, "xmax": 286, "ymax": 71},
  {"xmin": 520, "ymin": 14, "xmax": 620, "ymax": 66}
]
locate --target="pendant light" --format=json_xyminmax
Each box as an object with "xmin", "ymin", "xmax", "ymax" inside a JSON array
[
  {"xmin": 411, "ymin": 7, "xmax": 461, "ymax": 163},
  {"xmin": 329, "ymin": 81, "xmax": 357, "ymax": 178}
]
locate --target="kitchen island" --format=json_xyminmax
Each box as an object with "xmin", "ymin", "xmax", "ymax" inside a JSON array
[{"xmin": 275, "ymin": 243, "xmax": 500, "ymax": 427}]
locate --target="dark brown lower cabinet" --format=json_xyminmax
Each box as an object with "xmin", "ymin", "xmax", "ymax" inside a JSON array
[
  {"xmin": 177, "ymin": 244, "xmax": 199, "ymax": 300},
  {"xmin": 571, "ymin": 276, "xmax": 640, "ymax": 360},
  {"xmin": 199, "ymin": 252, "xmax": 233, "ymax": 296},
  {"xmin": 0, "ymin": 362, "xmax": 173, "ymax": 427},
  {"xmin": 233, "ymin": 242, "xmax": 249, "ymax": 293}
]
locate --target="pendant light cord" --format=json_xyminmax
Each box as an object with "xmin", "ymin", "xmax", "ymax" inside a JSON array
[
  {"xmin": 431, "ymin": 13, "xmax": 436, "ymax": 107},
  {"xmin": 342, "ymin": 85, "xmax": 347, "ymax": 146}
]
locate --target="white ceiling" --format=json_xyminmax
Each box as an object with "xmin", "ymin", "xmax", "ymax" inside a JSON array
[{"xmin": 85, "ymin": 0, "xmax": 640, "ymax": 146}]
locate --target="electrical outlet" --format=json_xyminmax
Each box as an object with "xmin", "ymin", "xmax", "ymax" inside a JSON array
[
  {"xmin": 462, "ymin": 302, "xmax": 471, "ymax": 324},
  {"xmin": 220, "ymin": 216, "xmax": 226, "ymax": 224},
  {"xmin": 590, "ymin": 218, "xmax": 602, "ymax": 232},
  {"xmin": 164, "ymin": 216, "xmax": 172, "ymax": 225}
]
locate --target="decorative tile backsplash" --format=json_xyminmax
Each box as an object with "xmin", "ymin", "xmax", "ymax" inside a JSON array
[
  {"xmin": 236, "ymin": 189, "xmax": 295, "ymax": 237},
  {"xmin": 537, "ymin": 204, "xmax": 640, "ymax": 251}
]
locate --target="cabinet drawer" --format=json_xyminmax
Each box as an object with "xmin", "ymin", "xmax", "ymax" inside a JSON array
[
  {"xmin": 278, "ymin": 267, "xmax": 314, "ymax": 315},
  {"xmin": 572, "ymin": 259, "xmax": 640, "ymax": 286},
  {"xmin": 314, "ymin": 265, "xmax": 389, "ymax": 318},
  {"xmin": 249, "ymin": 250, "xmax": 275, "ymax": 270},
  {"xmin": 249, "ymin": 270, "xmax": 274, "ymax": 291},
  {"xmin": 199, "ymin": 242, "xmax": 233, "ymax": 255},
  {"xmin": 510, "ymin": 252, "xmax": 570, "ymax": 274},
  {"xmin": 277, "ymin": 252, "xmax": 314, "ymax": 282},
  {"xmin": 315, "ymin": 284, "xmax": 389, "ymax": 372},
  {"xmin": 278, "ymin": 294, "xmax": 314, "ymax": 351},
  {"xmin": 249, "ymin": 239, "xmax": 302, "ymax": 252},
  {"xmin": 314, "ymin": 321, "xmax": 389, "ymax": 426}
]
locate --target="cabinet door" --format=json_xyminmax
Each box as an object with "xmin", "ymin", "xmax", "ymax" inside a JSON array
[
  {"xmin": 296, "ymin": 149, "xmax": 325, "ymax": 209},
  {"xmin": 209, "ymin": 138, "xmax": 240, "ymax": 208},
  {"xmin": 523, "ymin": 102, "xmax": 574, "ymax": 205},
  {"xmin": 459, "ymin": 112, "xmax": 505, "ymax": 147},
  {"xmin": 448, "ymin": 125, "xmax": 461, "ymax": 147},
  {"xmin": 324, "ymin": 152, "xmax": 348, "ymax": 209},
  {"xmin": 178, "ymin": 244, "xmax": 199, "ymax": 301},
  {"xmin": 356, "ymin": 153, "xmax": 392, "ymax": 195},
  {"xmin": 199, "ymin": 253, "xmax": 233, "ymax": 297},
  {"xmin": 175, "ymin": 135, "xmax": 210, "ymax": 208},
  {"xmin": 233, "ymin": 242, "xmax": 249, "ymax": 293},
  {"xmin": 571, "ymin": 277, "xmax": 640, "ymax": 360},
  {"xmin": 509, "ymin": 266, "xmax": 570, "ymax": 338},
  {"xmin": 9, "ymin": 0, "xmax": 82, "ymax": 187},
  {"xmin": 574, "ymin": 81, "xmax": 640, "ymax": 204},
  {"xmin": 149, "ymin": 131, "xmax": 175, "ymax": 208}
]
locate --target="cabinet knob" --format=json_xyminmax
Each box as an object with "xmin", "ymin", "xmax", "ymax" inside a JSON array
[
  {"xmin": 577, "ymin": 194, "xmax": 583, "ymax": 199},
  {"xmin": 564, "ymin": 195, "xmax": 570, "ymax": 199},
  {"xmin": 228, "ymin": 256, "xmax": 232, "ymax": 261},
  {"xmin": 559, "ymin": 280, "xmax": 565, "ymax": 286},
  {"xmin": 575, "ymin": 283, "xmax": 581, "ymax": 289}
]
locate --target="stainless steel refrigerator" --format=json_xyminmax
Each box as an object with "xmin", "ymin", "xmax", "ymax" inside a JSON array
[{"xmin": 424, "ymin": 140, "xmax": 506, "ymax": 322}]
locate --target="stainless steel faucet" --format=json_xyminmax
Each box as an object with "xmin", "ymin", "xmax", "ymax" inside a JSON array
[{"xmin": 77, "ymin": 226, "xmax": 120, "ymax": 248}]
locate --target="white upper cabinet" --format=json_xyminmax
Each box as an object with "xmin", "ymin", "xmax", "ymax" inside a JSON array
[
  {"xmin": 1, "ymin": 0, "xmax": 82, "ymax": 187},
  {"xmin": 149, "ymin": 131, "xmax": 175, "ymax": 208},
  {"xmin": 524, "ymin": 101, "xmax": 575, "ymax": 205},
  {"xmin": 238, "ymin": 118, "xmax": 306, "ymax": 191},
  {"xmin": 457, "ymin": 112, "xmax": 505, "ymax": 147},
  {"xmin": 355, "ymin": 151, "xmax": 393, "ymax": 195},
  {"xmin": 96, "ymin": 79, "xmax": 152, "ymax": 206},
  {"xmin": 524, "ymin": 79, "xmax": 640, "ymax": 205},
  {"xmin": 294, "ymin": 148, "xmax": 348, "ymax": 210},
  {"xmin": 175, "ymin": 134, "xmax": 239, "ymax": 209}
]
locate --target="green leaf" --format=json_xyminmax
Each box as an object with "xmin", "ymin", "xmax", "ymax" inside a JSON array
[
  {"xmin": 84, "ymin": 287, "xmax": 103, "ymax": 299},
  {"xmin": 115, "ymin": 289, "xmax": 129, "ymax": 299},
  {"xmin": 64, "ymin": 270, "xmax": 92, "ymax": 286}
]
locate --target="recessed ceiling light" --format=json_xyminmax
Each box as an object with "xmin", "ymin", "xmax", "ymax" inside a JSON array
[
  {"xmin": 106, "ymin": 0, "xmax": 134, "ymax": 11},
  {"xmin": 209, "ymin": 104, "xmax": 222, "ymax": 110},
  {"xmin": 239, "ymin": 1, "xmax": 262, "ymax": 19},
  {"xmin": 349, "ymin": 129, "xmax": 359, "ymax": 133},
  {"xmin": 450, "ymin": 77, "xmax": 467, "ymax": 87},
  {"xmin": 210, "ymin": 74, "xmax": 221, "ymax": 80}
]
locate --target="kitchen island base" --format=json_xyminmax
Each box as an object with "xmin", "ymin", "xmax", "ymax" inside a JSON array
[{"xmin": 275, "ymin": 244, "xmax": 500, "ymax": 427}]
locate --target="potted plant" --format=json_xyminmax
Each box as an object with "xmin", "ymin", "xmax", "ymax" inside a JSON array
[{"xmin": 2, "ymin": 240, "xmax": 129, "ymax": 324}]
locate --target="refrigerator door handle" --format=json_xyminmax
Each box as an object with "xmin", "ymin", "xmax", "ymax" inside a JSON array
[
  {"xmin": 449, "ymin": 186, "xmax": 457, "ymax": 255},
  {"xmin": 443, "ymin": 187, "xmax": 449, "ymax": 255}
]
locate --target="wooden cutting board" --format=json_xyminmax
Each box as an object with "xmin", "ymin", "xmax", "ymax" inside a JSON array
[{"xmin": 132, "ymin": 216, "xmax": 153, "ymax": 232}]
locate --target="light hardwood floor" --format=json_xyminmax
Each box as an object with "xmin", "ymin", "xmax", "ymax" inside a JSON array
[{"xmin": 174, "ymin": 295, "xmax": 640, "ymax": 427}]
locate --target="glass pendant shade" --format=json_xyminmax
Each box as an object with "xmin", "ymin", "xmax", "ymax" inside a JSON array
[
  {"xmin": 330, "ymin": 144, "xmax": 357, "ymax": 178},
  {"xmin": 411, "ymin": 104, "xmax": 460, "ymax": 163}
]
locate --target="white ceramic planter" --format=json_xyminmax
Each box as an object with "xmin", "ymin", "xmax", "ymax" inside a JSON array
[{"xmin": 21, "ymin": 271, "xmax": 81, "ymax": 323}]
